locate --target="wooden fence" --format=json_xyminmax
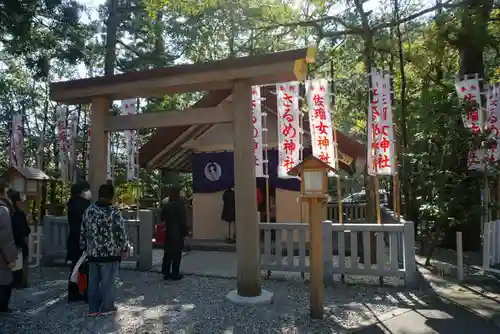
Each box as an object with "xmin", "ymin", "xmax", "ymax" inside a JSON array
[
  {"xmin": 259, "ymin": 216, "xmax": 417, "ymax": 285},
  {"xmin": 121, "ymin": 209, "xmax": 160, "ymax": 231},
  {"xmin": 35, "ymin": 201, "xmax": 418, "ymax": 285},
  {"xmin": 323, "ymin": 221, "xmax": 415, "ymax": 284},
  {"xmin": 327, "ymin": 202, "xmax": 367, "ymax": 222},
  {"xmin": 122, "ymin": 206, "xmax": 193, "ymax": 232},
  {"xmin": 40, "ymin": 210, "xmax": 153, "ymax": 271},
  {"xmin": 260, "ymin": 223, "xmax": 309, "ymax": 275},
  {"xmin": 28, "ymin": 224, "xmax": 43, "ymax": 267}
]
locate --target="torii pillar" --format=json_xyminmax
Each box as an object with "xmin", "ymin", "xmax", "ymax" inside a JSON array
[
  {"xmin": 226, "ymin": 81, "xmax": 273, "ymax": 304},
  {"xmin": 88, "ymin": 97, "xmax": 109, "ymax": 199}
]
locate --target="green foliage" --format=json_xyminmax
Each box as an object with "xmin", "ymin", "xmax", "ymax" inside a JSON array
[
  {"xmin": 0, "ymin": 0, "xmax": 93, "ymax": 77},
  {"xmin": 405, "ymin": 85, "xmax": 478, "ymax": 228},
  {"xmin": 0, "ymin": 0, "xmax": 498, "ymax": 240},
  {"xmin": 115, "ymin": 182, "xmax": 140, "ymax": 206}
]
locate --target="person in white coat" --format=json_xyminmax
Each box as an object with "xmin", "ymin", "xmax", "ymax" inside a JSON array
[{"xmin": 0, "ymin": 179, "xmax": 18, "ymax": 314}]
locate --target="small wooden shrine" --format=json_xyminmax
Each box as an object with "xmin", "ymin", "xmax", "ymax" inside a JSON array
[{"xmin": 2, "ymin": 166, "xmax": 50, "ymax": 200}]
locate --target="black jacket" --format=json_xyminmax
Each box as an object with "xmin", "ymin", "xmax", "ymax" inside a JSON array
[
  {"xmin": 221, "ymin": 189, "xmax": 235, "ymax": 223},
  {"xmin": 160, "ymin": 200, "xmax": 188, "ymax": 252},
  {"xmin": 11, "ymin": 209, "xmax": 30, "ymax": 257},
  {"xmin": 66, "ymin": 196, "xmax": 90, "ymax": 262}
]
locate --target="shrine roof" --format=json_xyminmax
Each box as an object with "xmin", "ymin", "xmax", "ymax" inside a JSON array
[{"xmin": 139, "ymin": 89, "xmax": 231, "ymax": 171}]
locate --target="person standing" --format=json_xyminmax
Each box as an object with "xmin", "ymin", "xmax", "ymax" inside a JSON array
[
  {"xmin": 0, "ymin": 180, "xmax": 18, "ymax": 314},
  {"xmin": 80, "ymin": 183, "xmax": 129, "ymax": 317},
  {"xmin": 7, "ymin": 190, "xmax": 30, "ymax": 289},
  {"xmin": 221, "ymin": 187, "xmax": 235, "ymax": 243},
  {"xmin": 161, "ymin": 187, "xmax": 188, "ymax": 281},
  {"xmin": 66, "ymin": 181, "xmax": 91, "ymax": 302}
]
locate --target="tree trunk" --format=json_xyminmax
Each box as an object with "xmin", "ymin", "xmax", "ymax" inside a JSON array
[
  {"xmin": 153, "ymin": 11, "xmax": 164, "ymax": 65},
  {"xmin": 104, "ymin": 0, "xmax": 119, "ymax": 76},
  {"xmin": 457, "ymin": 0, "xmax": 492, "ymax": 78},
  {"xmin": 456, "ymin": 0, "xmax": 493, "ymax": 251},
  {"xmin": 393, "ymin": 0, "xmax": 412, "ymax": 219},
  {"xmin": 353, "ymin": 0, "xmax": 377, "ymax": 226},
  {"xmin": 354, "ymin": 0, "xmax": 378, "ymax": 264}
]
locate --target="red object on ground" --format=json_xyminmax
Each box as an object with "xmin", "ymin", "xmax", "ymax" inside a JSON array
[
  {"xmin": 78, "ymin": 272, "xmax": 87, "ymax": 295},
  {"xmin": 154, "ymin": 224, "xmax": 166, "ymax": 246},
  {"xmin": 256, "ymin": 188, "xmax": 262, "ymax": 205}
]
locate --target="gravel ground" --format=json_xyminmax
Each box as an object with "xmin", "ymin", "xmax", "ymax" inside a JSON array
[{"xmin": 0, "ymin": 266, "xmax": 430, "ymax": 334}]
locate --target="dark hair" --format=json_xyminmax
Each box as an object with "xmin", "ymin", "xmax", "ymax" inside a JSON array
[
  {"xmin": 0, "ymin": 178, "xmax": 8, "ymax": 194},
  {"xmin": 169, "ymin": 187, "xmax": 181, "ymax": 201},
  {"xmin": 98, "ymin": 183, "xmax": 115, "ymax": 201},
  {"xmin": 70, "ymin": 181, "xmax": 90, "ymax": 198},
  {"xmin": 7, "ymin": 189, "xmax": 22, "ymax": 211}
]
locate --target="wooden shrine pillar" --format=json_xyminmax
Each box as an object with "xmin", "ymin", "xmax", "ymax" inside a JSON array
[
  {"xmin": 232, "ymin": 80, "xmax": 261, "ymax": 297},
  {"xmin": 89, "ymin": 97, "xmax": 109, "ymax": 200}
]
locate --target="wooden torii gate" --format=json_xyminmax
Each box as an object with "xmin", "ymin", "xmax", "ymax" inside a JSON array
[{"xmin": 49, "ymin": 47, "xmax": 316, "ymax": 301}]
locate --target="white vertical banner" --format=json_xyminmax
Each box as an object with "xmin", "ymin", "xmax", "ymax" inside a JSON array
[
  {"xmin": 56, "ymin": 106, "xmax": 69, "ymax": 183},
  {"xmin": 468, "ymin": 149, "xmax": 485, "ymax": 170},
  {"xmin": 455, "ymin": 76, "xmax": 484, "ymax": 170},
  {"xmin": 121, "ymin": 99, "xmax": 137, "ymax": 181},
  {"xmin": 252, "ymin": 86, "xmax": 264, "ymax": 177},
  {"xmin": 306, "ymin": 78, "xmax": 336, "ymax": 170},
  {"xmin": 68, "ymin": 113, "xmax": 79, "ymax": 183},
  {"xmin": 107, "ymin": 136, "xmax": 113, "ymax": 181},
  {"xmin": 277, "ymin": 82, "xmax": 301, "ymax": 177},
  {"xmin": 486, "ymin": 84, "xmax": 500, "ymax": 163},
  {"xmin": 367, "ymin": 70, "xmax": 396, "ymax": 175},
  {"xmin": 9, "ymin": 113, "xmax": 23, "ymax": 168},
  {"xmin": 455, "ymin": 77, "xmax": 483, "ymax": 133}
]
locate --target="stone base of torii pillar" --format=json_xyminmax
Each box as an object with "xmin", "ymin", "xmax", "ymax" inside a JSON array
[{"xmin": 225, "ymin": 289, "xmax": 274, "ymax": 305}]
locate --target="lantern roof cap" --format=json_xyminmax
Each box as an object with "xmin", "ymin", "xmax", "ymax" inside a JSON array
[{"xmin": 287, "ymin": 155, "xmax": 336, "ymax": 176}]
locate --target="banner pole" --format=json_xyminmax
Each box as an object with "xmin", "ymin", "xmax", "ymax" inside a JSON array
[
  {"xmin": 299, "ymin": 89, "xmax": 304, "ymax": 223},
  {"xmin": 374, "ymin": 180, "xmax": 382, "ymax": 224},
  {"xmin": 86, "ymin": 105, "xmax": 91, "ymax": 181},
  {"xmin": 393, "ymin": 169, "xmax": 399, "ymax": 218},
  {"xmin": 329, "ymin": 64, "xmax": 343, "ymax": 224},
  {"xmin": 332, "ymin": 128, "xmax": 343, "ymax": 224},
  {"xmin": 61, "ymin": 107, "xmax": 70, "ymax": 208},
  {"xmin": 390, "ymin": 74, "xmax": 401, "ymax": 219},
  {"xmin": 136, "ymin": 159, "xmax": 140, "ymax": 220},
  {"xmin": 369, "ymin": 70, "xmax": 382, "ymax": 225},
  {"xmin": 497, "ymin": 174, "xmax": 500, "ymax": 220},
  {"xmin": 479, "ymin": 76, "xmax": 489, "ymax": 229},
  {"xmin": 136, "ymin": 98, "xmax": 141, "ymax": 220},
  {"xmin": 496, "ymin": 84, "xmax": 500, "ymax": 220},
  {"xmin": 262, "ymin": 89, "xmax": 270, "ymax": 224}
]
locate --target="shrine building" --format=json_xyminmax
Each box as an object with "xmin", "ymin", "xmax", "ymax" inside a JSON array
[{"xmin": 139, "ymin": 88, "xmax": 366, "ymax": 242}]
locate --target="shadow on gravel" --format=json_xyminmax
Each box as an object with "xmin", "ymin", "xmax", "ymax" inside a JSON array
[
  {"xmin": 354, "ymin": 263, "xmax": 500, "ymax": 334},
  {"xmin": 0, "ymin": 265, "xmax": 461, "ymax": 334},
  {"xmin": 354, "ymin": 294, "xmax": 499, "ymax": 334}
]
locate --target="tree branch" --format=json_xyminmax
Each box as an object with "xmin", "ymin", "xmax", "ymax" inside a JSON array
[
  {"xmin": 371, "ymin": 1, "xmax": 466, "ymax": 31},
  {"xmin": 254, "ymin": 1, "xmax": 468, "ymax": 39},
  {"xmin": 374, "ymin": 45, "xmax": 453, "ymax": 91},
  {"xmin": 117, "ymin": 39, "xmax": 183, "ymax": 66},
  {"xmin": 252, "ymin": 13, "xmax": 357, "ymax": 33},
  {"xmin": 117, "ymin": 39, "xmax": 145, "ymax": 59}
]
